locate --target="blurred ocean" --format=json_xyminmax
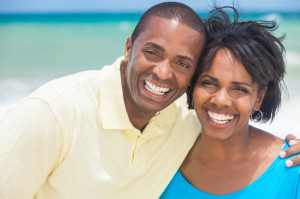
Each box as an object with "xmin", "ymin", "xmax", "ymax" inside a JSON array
[{"xmin": 0, "ymin": 12, "xmax": 300, "ymax": 138}]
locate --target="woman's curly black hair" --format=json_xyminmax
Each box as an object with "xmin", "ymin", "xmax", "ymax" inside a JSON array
[{"xmin": 186, "ymin": 6, "xmax": 286, "ymax": 123}]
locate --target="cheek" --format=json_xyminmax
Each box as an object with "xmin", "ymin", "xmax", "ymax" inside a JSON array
[
  {"xmin": 127, "ymin": 60, "xmax": 144, "ymax": 79},
  {"xmin": 176, "ymin": 73, "xmax": 194, "ymax": 91},
  {"xmin": 235, "ymin": 98, "xmax": 256, "ymax": 118},
  {"xmin": 193, "ymin": 87, "xmax": 207, "ymax": 102},
  {"xmin": 125, "ymin": 66, "xmax": 140, "ymax": 94},
  {"xmin": 134, "ymin": 59, "xmax": 153, "ymax": 77},
  {"xmin": 193, "ymin": 89, "xmax": 207, "ymax": 121}
]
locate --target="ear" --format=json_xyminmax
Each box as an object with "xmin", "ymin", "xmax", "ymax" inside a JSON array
[
  {"xmin": 254, "ymin": 86, "xmax": 268, "ymax": 111},
  {"xmin": 124, "ymin": 37, "xmax": 132, "ymax": 62}
]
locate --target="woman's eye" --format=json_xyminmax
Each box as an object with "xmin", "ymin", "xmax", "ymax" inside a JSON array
[
  {"xmin": 234, "ymin": 87, "xmax": 248, "ymax": 93},
  {"xmin": 201, "ymin": 80, "xmax": 215, "ymax": 86}
]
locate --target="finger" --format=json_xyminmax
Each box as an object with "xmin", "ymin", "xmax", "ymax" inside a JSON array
[
  {"xmin": 285, "ymin": 134, "xmax": 297, "ymax": 145},
  {"xmin": 289, "ymin": 139, "xmax": 300, "ymax": 146},
  {"xmin": 285, "ymin": 155, "xmax": 300, "ymax": 167},
  {"xmin": 280, "ymin": 142, "xmax": 300, "ymax": 158}
]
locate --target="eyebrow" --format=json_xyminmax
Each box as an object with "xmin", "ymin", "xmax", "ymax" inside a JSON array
[
  {"xmin": 176, "ymin": 55, "xmax": 194, "ymax": 64},
  {"xmin": 232, "ymin": 81, "xmax": 253, "ymax": 88},
  {"xmin": 200, "ymin": 74, "xmax": 253, "ymax": 87},
  {"xmin": 144, "ymin": 42, "xmax": 194, "ymax": 64},
  {"xmin": 200, "ymin": 74, "xmax": 217, "ymax": 81},
  {"xmin": 145, "ymin": 42, "xmax": 165, "ymax": 52}
]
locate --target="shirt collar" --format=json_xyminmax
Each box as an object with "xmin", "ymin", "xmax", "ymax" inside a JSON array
[{"xmin": 99, "ymin": 56, "xmax": 176, "ymax": 132}]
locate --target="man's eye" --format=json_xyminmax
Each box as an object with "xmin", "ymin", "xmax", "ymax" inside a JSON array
[
  {"xmin": 143, "ymin": 49, "xmax": 162, "ymax": 61},
  {"xmin": 177, "ymin": 62, "xmax": 189, "ymax": 68},
  {"xmin": 144, "ymin": 50, "xmax": 157, "ymax": 56},
  {"xmin": 146, "ymin": 51, "xmax": 155, "ymax": 55}
]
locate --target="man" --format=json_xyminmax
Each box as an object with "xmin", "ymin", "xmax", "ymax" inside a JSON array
[{"xmin": 0, "ymin": 2, "xmax": 299, "ymax": 199}]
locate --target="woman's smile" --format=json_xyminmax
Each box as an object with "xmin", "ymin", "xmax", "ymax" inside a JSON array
[{"xmin": 207, "ymin": 110, "xmax": 235, "ymax": 125}]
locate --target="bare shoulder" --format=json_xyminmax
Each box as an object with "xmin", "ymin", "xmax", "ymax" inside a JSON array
[
  {"xmin": 251, "ymin": 125, "xmax": 284, "ymax": 144},
  {"xmin": 250, "ymin": 125, "xmax": 285, "ymax": 156}
]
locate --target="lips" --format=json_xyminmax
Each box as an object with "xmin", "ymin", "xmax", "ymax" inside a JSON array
[
  {"xmin": 207, "ymin": 110, "xmax": 235, "ymax": 125},
  {"xmin": 144, "ymin": 80, "xmax": 170, "ymax": 96}
]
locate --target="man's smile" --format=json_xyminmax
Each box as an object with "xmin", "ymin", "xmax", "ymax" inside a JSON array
[{"xmin": 144, "ymin": 80, "xmax": 170, "ymax": 96}]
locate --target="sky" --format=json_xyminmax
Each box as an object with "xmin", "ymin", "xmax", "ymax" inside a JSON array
[{"xmin": 0, "ymin": 0, "xmax": 300, "ymax": 13}]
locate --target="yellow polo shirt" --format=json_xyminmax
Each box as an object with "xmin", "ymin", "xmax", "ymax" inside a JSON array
[{"xmin": 0, "ymin": 57, "xmax": 200, "ymax": 199}]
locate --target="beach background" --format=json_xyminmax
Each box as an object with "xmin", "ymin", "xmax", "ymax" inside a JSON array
[{"xmin": 0, "ymin": 0, "xmax": 300, "ymax": 138}]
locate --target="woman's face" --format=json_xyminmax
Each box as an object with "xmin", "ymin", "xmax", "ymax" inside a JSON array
[{"xmin": 193, "ymin": 48, "xmax": 266, "ymax": 140}]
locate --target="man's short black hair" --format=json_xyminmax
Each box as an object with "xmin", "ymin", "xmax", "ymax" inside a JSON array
[
  {"xmin": 131, "ymin": 2, "xmax": 206, "ymax": 44},
  {"xmin": 186, "ymin": 6, "xmax": 286, "ymax": 123}
]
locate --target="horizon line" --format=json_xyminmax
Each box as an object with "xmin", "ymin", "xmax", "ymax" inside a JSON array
[{"xmin": 1, "ymin": 10, "xmax": 300, "ymax": 15}]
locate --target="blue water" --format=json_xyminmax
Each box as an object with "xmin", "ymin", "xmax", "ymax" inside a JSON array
[
  {"xmin": 1, "ymin": 12, "xmax": 300, "ymax": 76},
  {"xmin": 0, "ymin": 12, "xmax": 300, "ymax": 138}
]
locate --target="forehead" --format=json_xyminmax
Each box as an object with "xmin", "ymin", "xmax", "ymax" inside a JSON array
[
  {"xmin": 134, "ymin": 16, "xmax": 204, "ymax": 57},
  {"xmin": 141, "ymin": 16, "xmax": 199, "ymax": 37},
  {"xmin": 208, "ymin": 49, "xmax": 253, "ymax": 82}
]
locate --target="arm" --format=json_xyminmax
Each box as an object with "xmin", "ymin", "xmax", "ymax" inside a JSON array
[
  {"xmin": 0, "ymin": 99, "xmax": 63, "ymax": 199},
  {"xmin": 280, "ymin": 134, "xmax": 300, "ymax": 167}
]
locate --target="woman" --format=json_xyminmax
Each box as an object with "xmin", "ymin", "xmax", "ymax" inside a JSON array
[{"xmin": 161, "ymin": 7, "xmax": 300, "ymax": 198}]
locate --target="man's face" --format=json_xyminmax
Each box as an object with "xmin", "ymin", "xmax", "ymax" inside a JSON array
[{"xmin": 122, "ymin": 16, "xmax": 204, "ymax": 115}]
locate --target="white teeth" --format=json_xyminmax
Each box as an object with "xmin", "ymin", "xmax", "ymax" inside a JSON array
[
  {"xmin": 208, "ymin": 110, "xmax": 234, "ymax": 125},
  {"xmin": 145, "ymin": 80, "xmax": 170, "ymax": 95},
  {"xmin": 211, "ymin": 118, "xmax": 228, "ymax": 125}
]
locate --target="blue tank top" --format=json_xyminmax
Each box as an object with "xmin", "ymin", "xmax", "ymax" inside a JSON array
[{"xmin": 160, "ymin": 143, "xmax": 300, "ymax": 199}]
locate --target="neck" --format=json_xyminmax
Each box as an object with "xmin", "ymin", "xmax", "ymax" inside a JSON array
[
  {"xmin": 126, "ymin": 106, "xmax": 156, "ymax": 131},
  {"xmin": 192, "ymin": 126, "xmax": 254, "ymax": 164}
]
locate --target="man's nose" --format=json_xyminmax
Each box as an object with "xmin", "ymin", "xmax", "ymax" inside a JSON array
[
  {"xmin": 210, "ymin": 88, "xmax": 232, "ymax": 107},
  {"xmin": 153, "ymin": 60, "xmax": 173, "ymax": 80}
]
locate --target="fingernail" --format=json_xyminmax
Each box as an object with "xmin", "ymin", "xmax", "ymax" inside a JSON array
[
  {"xmin": 279, "ymin": 151, "xmax": 286, "ymax": 158},
  {"xmin": 289, "ymin": 140, "xmax": 297, "ymax": 146},
  {"xmin": 286, "ymin": 160, "xmax": 293, "ymax": 167}
]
